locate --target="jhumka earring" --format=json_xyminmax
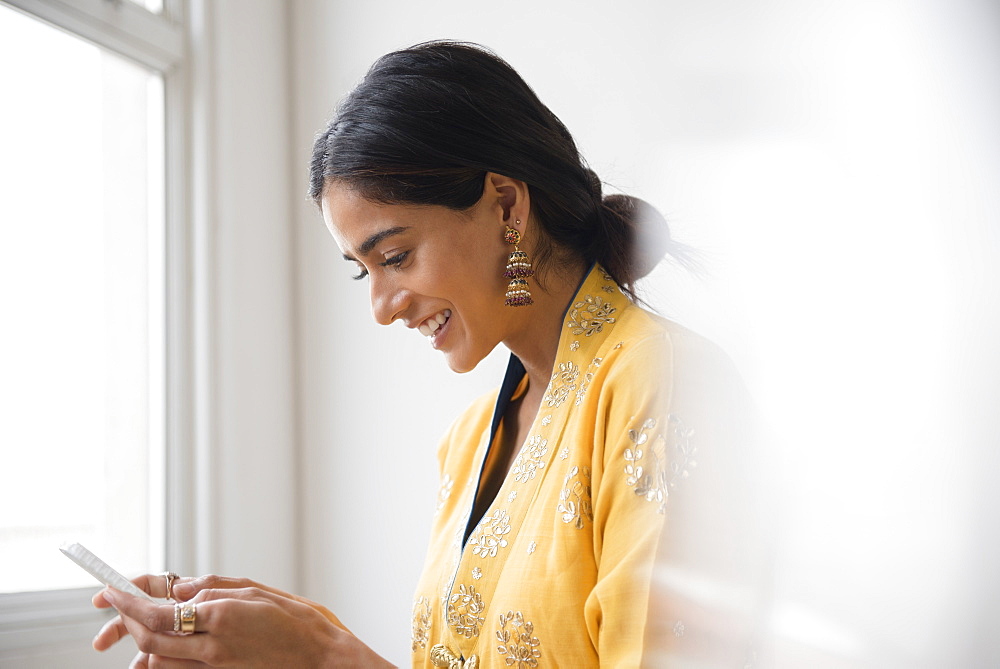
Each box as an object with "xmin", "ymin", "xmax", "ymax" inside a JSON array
[{"xmin": 503, "ymin": 221, "xmax": 534, "ymax": 307}]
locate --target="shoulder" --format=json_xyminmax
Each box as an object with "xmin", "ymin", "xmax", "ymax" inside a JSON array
[{"xmin": 603, "ymin": 305, "xmax": 738, "ymax": 392}]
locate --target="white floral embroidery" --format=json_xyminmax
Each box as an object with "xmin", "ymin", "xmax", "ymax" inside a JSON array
[
  {"xmin": 557, "ymin": 465, "xmax": 593, "ymax": 529},
  {"xmin": 496, "ymin": 611, "xmax": 542, "ymax": 667},
  {"xmin": 573, "ymin": 356, "xmax": 602, "ymax": 406},
  {"xmin": 469, "ymin": 509, "xmax": 512, "ymax": 558},
  {"xmin": 673, "ymin": 620, "xmax": 686, "ymax": 637},
  {"xmin": 411, "ymin": 596, "xmax": 432, "ymax": 652},
  {"xmin": 569, "ymin": 340, "xmax": 580, "ymax": 351},
  {"xmin": 559, "ymin": 447, "xmax": 569, "ymax": 460},
  {"xmin": 527, "ymin": 541, "xmax": 536, "ymax": 554},
  {"xmin": 435, "ymin": 473, "xmax": 454, "ymax": 514},
  {"xmin": 541, "ymin": 414, "xmax": 552, "ymax": 427},
  {"xmin": 623, "ymin": 414, "xmax": 696, "ymax": 514},
  {"xmin": 447, "ymin": 584, "xmax": 485, "ymax": 638},
  {"xmin": 472, "ymin": 567, "xmax": 483, "ymax": 580},
  {"xmin": 543, "ymin": 361, "xmax": 579, "ymax": 408},
  {"xmin": 508, "ymin": 490, "xmax": 517, "ymax": 503},
  {"xmin": 566, "ymin": 295, "xmax": 616, "ymax": 336},
  {"xmin": 601, "ymin": 284, "xmax": 615, "ymax": 294},
  {"xmin": 511, "ymin": 435, "xmax": 547, "ymax": 483}
]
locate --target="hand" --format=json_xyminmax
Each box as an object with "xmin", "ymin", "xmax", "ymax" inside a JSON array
[
  {"xmin": 93, "ymin": 574, "xmax": 350, "ymax": 630},
  {"xmin": 92, "ymin": 575, "xmax": 393, "ymax": 668}
]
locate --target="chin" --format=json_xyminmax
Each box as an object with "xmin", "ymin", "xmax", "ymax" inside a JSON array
[
  {"xmin": 444, "ymin": 356, "xmax": 478, "ymax": 374},
  {"xmin": 443, "ymin": 346, "xmax": 490, "ymax": 374}
]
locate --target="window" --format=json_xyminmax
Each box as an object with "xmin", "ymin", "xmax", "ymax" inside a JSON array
[
  {"xmin": 0, "ymin": 0, "xmax": 187, "ymax": 661},
  {"xmin": 0, "ymin": 1, "xmax": 166, "ymax": 594}
]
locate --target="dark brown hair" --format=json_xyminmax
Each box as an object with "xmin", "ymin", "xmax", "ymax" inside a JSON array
[{"xmin": 310, "ymin": 41, "xmax": 690, "ymax": 300}]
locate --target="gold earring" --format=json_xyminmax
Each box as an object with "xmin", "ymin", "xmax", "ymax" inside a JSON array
[{"xmin": 503, "ymin": 221, "xmax": 534, "ymax": 307}]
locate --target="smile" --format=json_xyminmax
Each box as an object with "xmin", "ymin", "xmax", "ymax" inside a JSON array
[{"xmin": 418, "ymin": 309, "xmax": 451, "ymax": 337}]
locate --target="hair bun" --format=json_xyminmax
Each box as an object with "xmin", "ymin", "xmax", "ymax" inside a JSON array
[{"xmin": 583, "ymin": 168, "xmax": 603, "ymax": 203}]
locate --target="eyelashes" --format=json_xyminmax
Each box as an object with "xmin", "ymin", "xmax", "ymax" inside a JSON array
[{"xmin": 351, "ymin": 251, "xmax": 410, "ymax": 281}]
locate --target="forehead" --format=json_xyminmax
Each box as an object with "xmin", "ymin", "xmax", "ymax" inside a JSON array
[
  {"xmin": 321, "ymin": 183, "xmax": 474, "ymax": 257},
  {"xmin": 320, "ymin": 184, "xmax": 391, "ymax": 252}
]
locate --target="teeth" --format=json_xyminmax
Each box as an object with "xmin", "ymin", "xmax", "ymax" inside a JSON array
[{"xmin": 419, "ymin": 310, "xmax": 451, "ymax": 337}]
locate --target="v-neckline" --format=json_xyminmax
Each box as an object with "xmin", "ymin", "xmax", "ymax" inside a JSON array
[{"xmin": 462, "ymin": 355, "xmax": 529, "ymax": 546}]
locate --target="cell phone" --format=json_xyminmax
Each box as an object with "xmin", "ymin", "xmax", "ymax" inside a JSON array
[{"xmin": 59, "ymin": 542, "xmax": 156, "ymax": 602}]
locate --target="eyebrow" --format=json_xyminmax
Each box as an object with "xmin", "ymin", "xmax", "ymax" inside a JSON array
[{"xmin": 342, "ymin": 226, "xmax": 410, "ymax": 261}]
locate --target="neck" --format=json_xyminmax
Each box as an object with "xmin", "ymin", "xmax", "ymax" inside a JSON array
[{"xmin": 503, "ymin": 261, "xmax": 588, "ymax": 390}]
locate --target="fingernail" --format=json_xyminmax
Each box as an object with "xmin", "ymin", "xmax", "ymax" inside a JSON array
[
  {"xmin": 103, "ymin": 590, "xmax": 117, "ymax": 605},
  {"xmin": 173, "ymin": 583, "xmax": 193, "ymax": 598}
]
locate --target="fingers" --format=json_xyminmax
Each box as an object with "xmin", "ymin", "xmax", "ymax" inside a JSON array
[
  {"xmin": 132, "ymin": 573, "xmax": 198, "ymax": 600},
  {"xmin": 131, "ymin": 652, "xmax": 209, "ymax": 669},
  {"xmin": 136, "ymin": 651, "xmax": 211, "ymax": 669},
  {"xmin": 103, "ymin": 590, "xmax": 176, "ymax": 634},
  {"xmin": 93, "ymin": 613, "xmax": 130, "ymax": 651},
  {"xmin": 171, "ymin": 574, "xmax": 257, "ymax": 601}
]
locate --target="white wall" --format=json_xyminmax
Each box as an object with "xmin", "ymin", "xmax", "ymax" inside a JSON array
[
  {"xmin": 285, "ymin": 0, "xmax": 999, "ymax": 665},
  {"xmin": 197, "ymin": 0, "xmax": 299, "ymax": 589}
]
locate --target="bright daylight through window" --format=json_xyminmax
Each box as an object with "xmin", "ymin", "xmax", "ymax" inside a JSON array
[{"xmin": 0, "ymin": 3, "xmax": 166, "ymax": 593}]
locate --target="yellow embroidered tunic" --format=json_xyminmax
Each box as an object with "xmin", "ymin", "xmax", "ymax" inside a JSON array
[{"xmin": 411, "ymin": 265, "xmax": 706, "ymax": 668}]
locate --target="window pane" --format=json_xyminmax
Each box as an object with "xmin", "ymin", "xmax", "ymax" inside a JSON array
[
  {"xmin": 126, "ymin": 0, "xmax": 164, "ymax": 14},
  {"xmin": 0, "ymin": 5, "xmax": 165, "ymax": 593}
]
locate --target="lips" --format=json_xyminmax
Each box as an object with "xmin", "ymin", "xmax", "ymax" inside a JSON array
[{"xmin": 417, "ymin": 309, "xmax": 451, "ymax": 337}]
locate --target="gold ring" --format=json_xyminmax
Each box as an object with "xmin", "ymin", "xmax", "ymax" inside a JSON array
[
  {"xmin": 173, "ymin": 602, "xmax": 182, "ymax": 632},
  {"xmin": 162, "ymin": 571, "xmax": 178, "ymax": 601},
  {"xmin": 180, "ymin": 602, "xmax": 196, "ymax": 634}
]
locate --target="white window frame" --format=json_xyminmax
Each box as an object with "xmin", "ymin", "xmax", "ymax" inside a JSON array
[{"xmin": 0, "ymin": 0, "xmax": 212, "ymax": 660}]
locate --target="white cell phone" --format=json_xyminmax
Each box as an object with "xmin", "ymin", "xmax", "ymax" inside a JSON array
[{"xmin": 59, "ymin": 542, "xmax": 156, "ymax": 602}]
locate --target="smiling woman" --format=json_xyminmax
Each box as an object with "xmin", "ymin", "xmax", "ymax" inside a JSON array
[{"xmin": 92, "ymin": 41, "xmax": 760, "ymax": 668}]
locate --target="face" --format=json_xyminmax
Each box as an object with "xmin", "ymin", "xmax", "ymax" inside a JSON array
[{"xmin": 321, "ymin": 182, "xmax": 519, "ymax": 373}]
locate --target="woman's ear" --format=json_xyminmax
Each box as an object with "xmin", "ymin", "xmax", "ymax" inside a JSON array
[{"xmin": 485, "ymin": 172, "xmax": 530, "ymax": 226}]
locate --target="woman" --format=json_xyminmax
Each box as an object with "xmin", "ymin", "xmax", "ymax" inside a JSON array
[{"xmin": 93, "ymin": 41, "xmax": 732, "ymax": 667}]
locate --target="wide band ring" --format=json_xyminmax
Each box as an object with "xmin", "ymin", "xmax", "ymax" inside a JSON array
[
  {"xmin": 162, "ymin": 571, "xmax": 179, "ymax": 601},
  {"xmin": 175, "ymin": 602, "xmax": 197, "ymax": 634}
]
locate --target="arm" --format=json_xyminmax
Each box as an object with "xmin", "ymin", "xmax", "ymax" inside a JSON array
[{"xmin": 584, "ymin": 336, "xmax": 674, "ymax": 666}]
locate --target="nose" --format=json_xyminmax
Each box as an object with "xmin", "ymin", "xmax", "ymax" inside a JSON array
[{"xmin": 369, "ymin": 272, "xmax": 409, "ymax": 326}]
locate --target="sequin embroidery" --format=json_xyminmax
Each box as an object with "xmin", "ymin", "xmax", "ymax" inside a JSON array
[
  {"xmin": 511, "ymin": 435, "xmax": 547, "ymax": 483},
  {"xmin": 566, "ymin": 295, "xmax": 616, "ymax": 336},
  {"xmin": 557, "ymin": 465, "xmax": 593, "ymax": 529},
  {"xmin": 574, "ymin": 357, "xmax": 602, "ymax": 406},
  {"xmin": 447, "ymin": 584, "xmax": 485, "ymax": 638},
  {"xmin": 543, "ymin": 361, "xmax": 579, "ymax": 408},
  {"xmin": 496, "ymin": 611, "xmax": 542, "ymax": 667},
  {"xmin": 411, "ymin": 596, "xmax": 432, "ymax": 652},
  {"xmin": 624, "ymin": 414, "xmax": 696, "ymax": 514},
  {"xmin": 435, "ymin": 473, "xmax": 454, "ymax": 515},
  {"xmin": 469, "ymin": 509, "xmax": 512, "ymax": 558}
]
